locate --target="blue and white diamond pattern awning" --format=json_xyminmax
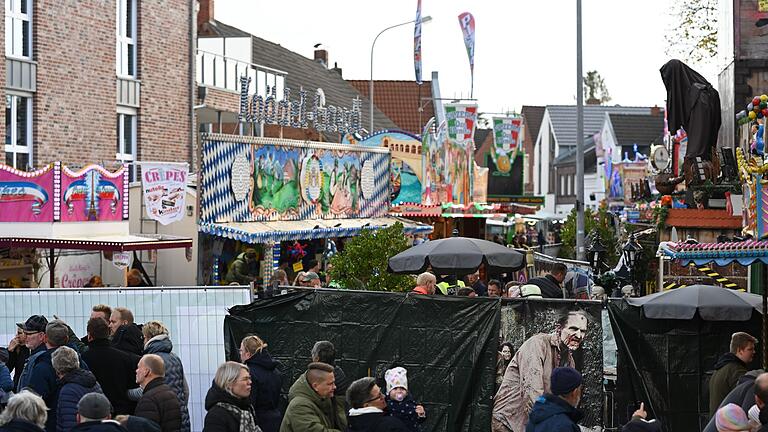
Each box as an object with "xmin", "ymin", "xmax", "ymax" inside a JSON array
[{"xmin": 199, "ymin": 216, "xmax": 433, "ymax": 244}]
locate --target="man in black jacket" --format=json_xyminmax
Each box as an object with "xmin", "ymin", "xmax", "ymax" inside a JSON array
[
  {"xmin": 134, "ymin": 354, "xmax": 181, "ymax": 432},
  {"xmin": 346, "ymin": 377, "xmax": 408, "ymax": 432},
  {"xmin": 72, "ymin": 392, "xmax": 128, "ymax": 432},
  {"xmin": 108, "ymin": 308, "xmax": 144, "ymax": 356},
  {"xmin": 82, "ymin": 317, "xmax": 139, "ymax": 415},
  {"xmin": 527, "ymin": 263, "xmax": 568, "ymax": 298}
]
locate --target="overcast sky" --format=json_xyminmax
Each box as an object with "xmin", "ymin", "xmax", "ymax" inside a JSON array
[{"xmin": 215, "ymin": 0, "xmax": 720, "ymax": 114}]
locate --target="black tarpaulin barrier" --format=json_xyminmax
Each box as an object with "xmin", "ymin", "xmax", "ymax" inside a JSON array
[
  {"xmin": 225, "ymin": 290, "xmax": 501, "ymax": 431},
  {"xmin": 608, "ymin": 299, "xmax": 762, "ymax": 432}
]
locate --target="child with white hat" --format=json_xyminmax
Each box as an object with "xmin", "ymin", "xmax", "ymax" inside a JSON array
[{"xmin": 384, "ymin": 367, "xmax": 425, "ymax": 432}]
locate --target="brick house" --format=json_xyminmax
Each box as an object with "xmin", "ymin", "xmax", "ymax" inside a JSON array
[{"xmin": 1, "ymin": 0, "xmax": 193, "ymax": 176}]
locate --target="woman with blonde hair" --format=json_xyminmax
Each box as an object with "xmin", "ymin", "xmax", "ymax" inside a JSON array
[
  {"xmin": 203, "ymin": 362, "xmax": 260, "ymax": 432},
  {"xmin": 141, "ymin": 320, "xmax": 191, "ymax": 432},
  {"xmin": 240, "ymin": 336, "xmax": 283, "ymax": 432}
]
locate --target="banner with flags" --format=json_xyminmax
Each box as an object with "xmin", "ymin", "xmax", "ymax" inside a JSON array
[
  {"xmin": 444, "ymin": 103, "xmax": 478, "ymax": 142},
  {"xmin": 414, "ymin": 0, "xmax": 423, "ymax": 84},
  {"xmin": 458, "ymin": 12, "xmax": 475, "ymax": 97},
  {"xmin": 491, "ymin": 116, "xmax": 523, "ymax": 173}
]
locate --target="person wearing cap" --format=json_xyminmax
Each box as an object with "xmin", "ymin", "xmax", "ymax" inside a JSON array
[
  {"xmin": 225, "ymin": 248, "xmax": 259, "ymax": 285},
  {"xmin": 27, "ymin": 320, "xmax": 89, "ymax": 432},
  {"xmin": 383, "ymin": 367, "xmax": 425, "ymax": 432},
  {"xmin": 16, "ymin": 315, "xmax": 49, "ymax": 391},
  {"xmin": 493, "ymin": 309, "xmax": 590, "ymax": 432},
  {"xmin": 411, "ymin": 273, "xmax": 436, "ymax": 295},
  {"xmin": 70, "ymin": 393, "xmax": 125, "ymax": 432},
  {"xmin": 524, "ymin": 367, "xmax": 583, "ymax": 432},
  {"xmin": 7, "ymin": 323, "xmax": 30, "ymax": 391}
]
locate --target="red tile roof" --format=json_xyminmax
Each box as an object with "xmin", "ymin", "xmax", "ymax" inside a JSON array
[
  {"xmin": 665, "ymin": 209, "xmax": 742, "ymax": 229},
  {"xmin": 348, "ymin": 80, "xmax": 434, "ymax": 136}
]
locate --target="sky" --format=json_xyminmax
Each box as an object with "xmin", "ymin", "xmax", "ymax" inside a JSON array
[{"xmin": 215, "ymin": 0, "xmax": 720, "ymax": 114}]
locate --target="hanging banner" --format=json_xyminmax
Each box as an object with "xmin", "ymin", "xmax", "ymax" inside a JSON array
[
  {"xmin": 112, "ymin": 251, "xmax": 132, "ymax": 270},
  {"xmin": 444, "ymin": 103, "xmax": 477, "ymax": 143},
  {"xmin": 492, "ymin": 116, "xmax": 523, "ymax": 172},
  {"xmin": 141, "ymin": 162, "xmax": 189, "ymax": 225},
  {"xmin": 457, "ymin": 12, "xmax": 475, "ymax": 97},
  {"xmin": 414, "ymin": 0, "xmax": 423, "ymax": 84}
]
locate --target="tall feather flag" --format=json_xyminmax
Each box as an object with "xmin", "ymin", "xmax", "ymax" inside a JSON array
[
  {"xmin": 414, "ymin": 0, "xmax": 423, "ymax": 84},
  {"xmin": 458, "ymin": 12, "xmax": 475, "ymax": 97}
]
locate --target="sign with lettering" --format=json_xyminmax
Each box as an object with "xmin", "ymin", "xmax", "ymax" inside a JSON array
[
  {"xmin": 141, "ymin": 162, "xmax": 188, "ymax": 225},
  {"xmin": 0, "ymin": 164, "xmax": 54, "ymax": 222},
  {"xmin": 238, "ymin": 76, "xmax": 363, "ymax": 135}
]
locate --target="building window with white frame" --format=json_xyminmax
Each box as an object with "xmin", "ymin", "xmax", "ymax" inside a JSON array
[
  {"xmin": 116, "ymin": 113, "xmax": 136, "ymax": 179},
  {"xmin": 5, "ymin": 95, "xmax": 32, "ymax": 169},
  {"xmin": 5, "ymin": 0, "xmax": 31, "ymax": 58},
  {"xmin": 116, "ymin": 0, "xmax": 136, "ymax": 77}
]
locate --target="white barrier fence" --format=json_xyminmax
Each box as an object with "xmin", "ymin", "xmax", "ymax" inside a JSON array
[{"xmin": 0, "ymin": 286, "xmax": 252, "ymax": 432}]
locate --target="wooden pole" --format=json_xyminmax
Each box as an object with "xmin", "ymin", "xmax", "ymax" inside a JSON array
[
  {"xmin": 49, "ymin": 248, "xmax": 55, "ymax": 288},
  {"xmin": 763, "ymin": 263, "xmax": 767, "ymax": 370}
]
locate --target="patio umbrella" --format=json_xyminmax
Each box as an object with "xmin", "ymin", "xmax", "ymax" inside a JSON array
[
  {"xmin": 626, "ymin": 284, "xmax": 763, "ymax": 321},
  {"xmin": 387, "ymin": 237, "xmax": 525, "ymax": 276}
]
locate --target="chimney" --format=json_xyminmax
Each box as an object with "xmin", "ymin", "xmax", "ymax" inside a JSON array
[
  {"xmin": 314, "ymin": 48, "xmax": 328, "ymax": 68},
  {"xmin": 331, "ymin": 62, "xmax": 342, "ymax": 77},
  {"xmin": 197, "ymin": 0, "xmax": 215, "ymax": 30},
  {"xmin": 651, "ymin": 105, "xmax": 661, "ymax": 116}
]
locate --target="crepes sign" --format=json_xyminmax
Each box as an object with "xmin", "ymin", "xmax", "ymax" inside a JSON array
[{"xmin": 142, "ymin": 162, "xmax": 188, "ymax": 225}]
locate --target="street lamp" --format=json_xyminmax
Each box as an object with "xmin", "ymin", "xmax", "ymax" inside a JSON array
[
  {"xmin": 622, "ymin": 233, "xmax": 642, "ymax": 269},
  {"xmin": 369, "ymin": 16, "xmax": 433, "ymax": 135},
  {"xmin": 587, "ymin": 232, "xmax": 607, "ymax": 274}
]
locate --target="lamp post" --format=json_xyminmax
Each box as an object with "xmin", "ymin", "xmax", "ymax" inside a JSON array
[
  {"xmin": 587, "ymin": 232, "xmax": 607, "ymax": 275},
  {"xmin": 369, "ymin": 16, "xmax": 432, "ymax": 135},
  {"xmin": 622, "ymin": 233, "xmax": 643, "ymax": 295}
]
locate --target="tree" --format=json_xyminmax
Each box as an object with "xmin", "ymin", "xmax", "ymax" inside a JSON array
[
  {"xmin": 583, "ymin": 71, "xmax": 611, "ymax": 105},
  {"xmin": 665, "ymin": 0, "xmax": 717, "ymax": 64},
  {"xmin": 328, "ymin": 222, "xmax": 414, "ymax": 292},
  {"xmin": 559, "ymin": 206, "xmax": 618, "ymax": 268}
]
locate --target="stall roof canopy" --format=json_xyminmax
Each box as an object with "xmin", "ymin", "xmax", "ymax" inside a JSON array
[
  {"xmin": 659, "ymin": 240, "xmax": 768, "ymax": 266},
  {"xmin": 0, "ymin": 233, "xmax": 192, "ymax": 252},
  {"xmin": 199, "ymin": 217, "xmax": 433, "ymax": 244}
]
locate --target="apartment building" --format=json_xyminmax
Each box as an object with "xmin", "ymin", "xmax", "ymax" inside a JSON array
[{"xmin": 1, "ymin": 0, "xmax": 193, "ymax": 176}]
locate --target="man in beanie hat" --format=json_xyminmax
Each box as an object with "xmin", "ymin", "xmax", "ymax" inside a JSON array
[
  {"xmin": 384, "ymin": 367, "xmax": 425, "ymax": 432},
  {"xmin": 73, "ymin": 392, "xmax": 127, "ymax": 431},
  {"xmin": 493, "ymin": 309, "xmax": 590, "ymax": 432},
  {"xmin": 524, "ymin": 367, "xmax": 583, "ymax": 432}
]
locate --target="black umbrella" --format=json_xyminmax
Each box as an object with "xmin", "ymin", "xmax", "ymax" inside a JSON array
[
  {"xmin": 626, "ymin": 284, "xmax": 763, "ymax": 321},
  {"xmin": 387, "ymin": 237, "xmax": 525, "ymax": 276}
]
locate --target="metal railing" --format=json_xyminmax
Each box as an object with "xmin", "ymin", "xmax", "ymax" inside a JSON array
[{"xmin": 196, "ymin": 50, "xmax": 287, "ymax": 94}]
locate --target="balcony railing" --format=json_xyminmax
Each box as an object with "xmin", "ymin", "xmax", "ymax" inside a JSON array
[
  {"xmin": 196, "ymin": 50, "xmax": 287, "ymax": 96},
  {"xmin": 117, "ymin": 77, "xmax": 140, "ymax": 107}
]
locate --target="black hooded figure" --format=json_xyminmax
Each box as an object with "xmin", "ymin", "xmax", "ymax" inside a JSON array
[{"xmin": 660, "ymin": 59, "xmax": 721, "ymax": 163}]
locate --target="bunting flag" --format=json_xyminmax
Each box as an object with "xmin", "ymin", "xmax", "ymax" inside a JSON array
[
  {"xmin": 458, "ymin": 12, "xmax": 475, "ymax": 97},
  {"xmin": 414, "ymin": 0, "xmax": 423, "ymax": 84},
  {"xmin": 491, "ymin": 116, "xmax": 523, "ymax": 173}
]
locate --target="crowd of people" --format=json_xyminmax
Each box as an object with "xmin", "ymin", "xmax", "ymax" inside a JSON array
[{"xmin": 0, "ymin": 308, "xmax": 429, "ymax": 432}]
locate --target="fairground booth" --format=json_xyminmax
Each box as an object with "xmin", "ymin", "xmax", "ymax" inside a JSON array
[
  {"xmin": 197, "ymin": 134, "xmax": 432, "ymax": 286},
  {"xmin": 0, "ymin": 162, "xmax": 191, "ymax": 287}
]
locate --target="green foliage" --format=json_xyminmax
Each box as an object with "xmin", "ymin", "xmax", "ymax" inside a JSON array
[
  {"xmin": 583, "ymin": 71, "xmax": 611, "ymax": 104},
  {"xmin": 328, "ymin": 222, "xmax": 414, "ymax": 292},
  {"xmin": 559, "ymin": 207, "xmax": 619, "ymax": 267},
  {"xmin": 652, "ymin": 205, "xmax": 669, "ymax": 232},
  {"xmin": 665, "ymin": 0, "xmax": 717, "ymax": 64}
]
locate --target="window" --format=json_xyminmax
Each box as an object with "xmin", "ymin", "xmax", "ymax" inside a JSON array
[
  {"xmin": 116, "ymin": 113, "xmax": 136, "ymax": 179},
  {"xmin": 116, "ymin": 0, "xmax": 136, "ymax": 77},
  {"xmin": 5, "ymin": 95, "xmax": 32, "ymax": 169},
  {"xmin": 5, "ymin": 0, "xmax": 31, "ymax": 58}
]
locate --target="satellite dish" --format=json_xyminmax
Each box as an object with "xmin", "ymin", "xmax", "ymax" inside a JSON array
[{"xmin": 651, "ymin": 145, "xmax": 670, "ymax": 170}]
